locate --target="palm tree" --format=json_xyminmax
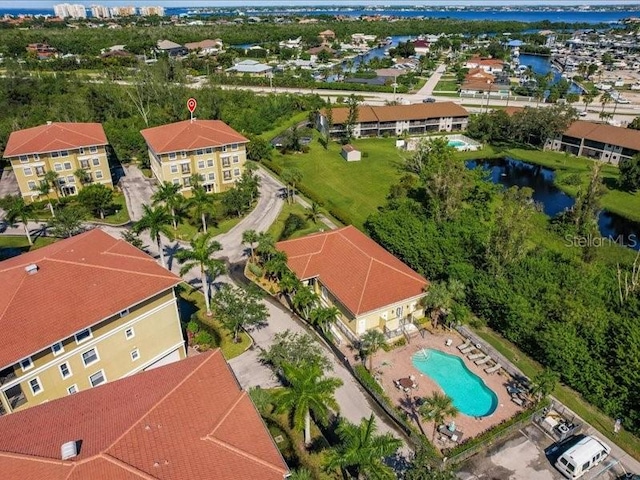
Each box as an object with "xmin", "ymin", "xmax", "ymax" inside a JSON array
[
  {"xmin": 583, "ymin": 91, "xmax": 595, "ymax": 113},
  {"xmin": 133, "ymin": 204, "xmax": 173, "ymax": 268},
  {"xmin": 74, "ymin": 168, "xmax": 91, "ymax": 186},
  {"xmin": 189, "ymin": 185, "xmax": 213, "ymax": 233},
  {"xmin": 273, "ymin": 362, "xmax": 342, "ymax": 445},
  {"xmin": 360, "ymin": 329, "xmax": 386, "ymax": 371},
  {"xmin": 37, "ymin": 180, "xmax": 55, "ymax": 216},
  {"xmin": 421, "ymin": 279, "xmax": 465, "ymax": 329},
  {"xmin": 256, "ymin": 231, "xmax": 276, "ymax": 263},
  {"xmin": 287, "ymin": 469, "xmax": 313, "ymax": 480},
  {"xmin": 418, "ymin": 391, "xmax": 459, "ymax": 442},
  {"xmin": 0, "ymin": 195, "xmax": 33, "ymax": 245},
  {"xmin": 309, "ymin": 305, "xmax": 341, "ymax": 333},
  {"xmin": 242, "ymin": 229, "xmax": 260, "ymax": 262},
  {"xmin": 325, "ymin": 415, "xmax": 402, "ymax": 480},
  {"xmin": 292, "ymin": 287, "xmax": 320, "ymax": 319},
  {"xmin": 152, "ymin": 181, "xmax": 183, "ymax": 230},
  {"xmin": 264, "ymin": 249, "xmax": 289, "ymax": 281},
  {"xmin": 306, "ymin": 202, "xmax": 321, "ymax": 224},
  {"xmin": 281, "ymin": 168, "xmax": 303, "ymax": 204},
  {"xmin": 43, "ymin": 170, "xmax": 60, "ymax": 200},
  {"xmin": 175, "ymin": 232, "xmax": 225, "ymax": 316},
  {"xmin": 279, "ymin": 271, "xmax": 302, "ymax": 300},
  {"xmin": 600, "ymin": 91, "xmax": 612, "ymax": 118},
  {"xmin": 530, "ymin": 368, "xmax": 559, "ymax": 402}
]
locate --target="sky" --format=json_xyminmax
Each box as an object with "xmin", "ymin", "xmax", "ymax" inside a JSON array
[{"xmin": 4, "ymin": 0, "xmax": 640, "ymax": 8}]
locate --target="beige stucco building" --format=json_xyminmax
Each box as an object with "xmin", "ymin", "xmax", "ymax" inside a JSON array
[
  {"xmin": 0, "ymin": 229, "xmax": 185, "ymax": 416},
  {"xmin": 277, "ymin": 226, "xmax": 429, "ymax": 343},
  {"xmin": 140, "ymin": 119, "xmax": 249, "ymax": 195},
  {"xmin": 3, "ymin": 122, "xmax": 113, "ymax": 201}
]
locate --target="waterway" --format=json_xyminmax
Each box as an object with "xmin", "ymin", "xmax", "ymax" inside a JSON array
[
  {"xmin": 467, "ymin": 158, "xmax": 640, "ymax": 250},
  {"xmin": 518, "ymin": 53, "xmax": 584, "ymax": 94}
]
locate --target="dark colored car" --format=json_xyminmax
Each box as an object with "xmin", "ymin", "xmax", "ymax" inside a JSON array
[{"xmin": 423, "ymin": 97, "xmax": 436, "ymax": 103}]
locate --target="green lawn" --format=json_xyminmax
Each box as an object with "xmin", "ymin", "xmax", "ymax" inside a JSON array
[
  {"xmin": 0, "ymin": 235, "xmax": 57, "ymax": 260},
  {"xmin": 259, "ymin": 111, "xmax": 310, "ymax": 142},
  {"xmin": 268, "ymin": 201, "xmax": 325, "ymax": 241},
  {"xmin": 433, "ymin": 79, "xmax": 459, "ymax": 92},
  {"xmin": 31, "ymin": 192, "xmax": 131, "ymax": 225},
  {"xmin": 474, "ymin": 326, "xmax": 640, "ymax": 461}
]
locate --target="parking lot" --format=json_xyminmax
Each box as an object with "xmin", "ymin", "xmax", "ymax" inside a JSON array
[{"xmin": 457, "ymin": 424, "xmax": 627, "ymax": 480}]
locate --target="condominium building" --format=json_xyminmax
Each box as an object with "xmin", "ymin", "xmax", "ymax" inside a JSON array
[
  {"xmin": 53, "ymin": 3, "xmax": 87, "ymax": 19},
  {"xmin": 90, "ymin": 4, "xmax": 111, "ymax": 18},
  {"xmin": 317, "ymin": 102, "xmax": 469, "ymax": 139},
  {"xmin": 3, "ymin": 122, "xmax": 112, "ymax": 201},
  {"xmin": 140, "ymin": 6, "xmax": 165, "ymax": 16},
  {"xmin": 0, "ymin": 229, "xmax": 186, "ymax": 416},
  {"xmin": 140, "ymin": 119, "xmax": 249, "ymax": 195}
]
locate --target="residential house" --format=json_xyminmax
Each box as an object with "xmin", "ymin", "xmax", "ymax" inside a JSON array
[
  {"xmin": 226, "ymin": 59, "xmax": 273, "ymax": 76},
  {"xmin": 26, "ymin": 42, "xmax": 57, "ymax": 59},
  {"xmin": 140, "ymin": 119, "xmax": 249, "ymax": 194},
  {"xmin": 0, "ymin": 229, "xmax": 185, "ymax": 416},
  {"xmin": 277, "ymin": 226, "xmax": 429, "ymax": 342},
  {"xmin": 3, "ymin": 122, "xmax": 112, "ymax": 201},
  {"xmin": 318, "ymin": 29, "xmax": 336, "ymax": 43},
  {"xmin": 0, "ymin": 350, "xmax": 290, "ymax": 479},
  {"xmin": 464, "ymin": 56, "xmax": 505, "ymax": 73},
  {"xmin": 465, "ymin": 67, "xmax": 496, "ymax": 83},
  {"xmin": 317, "ymin": 102, "xmax": 469, "ymax": 139},
  {"xmin": 412, "ymin": 39, "xmax": 430, "ymax": 56},
  {"xmin": 546, "ymin": 120, "xmax": 640, "ymax": 165},
  {"xmin": 185, "ymin": 38, "xmax": 224, "ymax": 55},
  {"xmin": 156, "ymin": 39, "xmax": 187, "ymax": 57},
  {"xmin": 459, "ymin": 81, "xmax": 510, "ymax": 96},
  {"xmin": 341, "ymin": 144, "xmax": 361, "ymax": 161},
  {"xmin": 279, "ymin": 37, "xmax": 303, "ymax": 49}
]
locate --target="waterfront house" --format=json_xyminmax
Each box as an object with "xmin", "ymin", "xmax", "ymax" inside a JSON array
[
  {"xmin": 546, "ymin": 120, "xmax": 640, "ymax": 165},
  {"xmin": 0, "ymin": 350, "xmax": 290, "ymax": 479},
  {"xmin": 0, "ymin": 229, "xmax": 185, "ymax": 416},
  {"xmin": 156, "ymin": 39, "xmax": 187, "ymax": 57},
  {"xmin": 3, "ymin": 122, "xmax": 112, "ymax": 201},
  {"xmin": 277, "ymin": 226, "xmax": 428, "ymax": 342},
  {"xmin": 184, "ymin": 38, "xmax": 223, "ymax": 56},
  {"xmin": 464, "ymin": 56, "xmax": 505, "ymax": 73},
  {"xmin": 226, "ymin": 59, "xmax": 273, "ymax": 76},
  {"xmin": 317, "ymin": 102, "xmax": 469, "ymax": 139},
  {"xmin": 140, "ymin": 119, "xmax": 249, "ymax": 194}
]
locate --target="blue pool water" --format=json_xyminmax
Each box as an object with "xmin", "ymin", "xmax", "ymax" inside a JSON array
[
  {"xmin": 448, "ymin": 140, "xmax": 466, "ymax": 148},
  {"xmin": 412, "ymin": 349, "xmax": 498, "ymax": 417}
]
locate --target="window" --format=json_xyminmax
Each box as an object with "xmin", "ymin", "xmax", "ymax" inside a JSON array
[
  {"xmin": 67, "ymin": 385, "xmax": 78, "ymax": 395},
  {"xmin": 54, "ymin": 163, "xmax": 63, "ymax": 172},
  {"xmin": 67, "ymin": 175, "xmax": 75, "ymax": 183},
  {"xmin": 172, "ymin": 178, "xmax": 180, "ymax": 186},
  {"xmin": 80, "ymin": 159, "xmax": 90, "ymax": 169},
  {"xmin": 27, "ymin": 181, "xmax": 37, "ymax": 191},
  {"xmin": 125, "ymin": 327, "xmax": 135, "ymax": 339},
  {"xmin": 78, "ymin": 147, "xmax": 85, "ymax": 155},
  {"xmin": 222, "ymin": 145, "xmax": 228, "ymax": 152},
  {"xmin": 168, "ymin": 152, "xmax": 176, "ymax": 160},
  {"xmin": 196, "ymin": 149, "xmax": 204, "ymax": 156},
  {"xmin": 119, "ymin": 309, "xmax": 129, "ymax": 318},
  {"xmin": 205, "ymin": 147, "xmax": 213, "ymax": 154},
  {"xmin": 198, "ymin": 160, "xmax": 205, "ymax": 169},
  {"xmin": 82, "ymin": 348, "xmax": 99, "ymax": 367},
  {"xmin": 19, "ymin": 357, "xmax": 33, "ymax": 372},
  {"xmin": 170, "ymin": 164, "xmax": 178, "ymax": 173},
  {"xmin": 89, "ymin": 146, "xmax": 98, "ymax": 153},
  {"xmin": 19, "ymin": 155, "xmax": 28, "ymax": 163},
  {"xmin": 233, "ymin": 169, "xmax": 240, "ymax": 177},
  {"xmin": 180, "ymin": 151, "xmax": 187, "ymax": 158},
  {"xmin": 59, "ymin": 362, "xmax": 72, "ymax": 379},
  {"xmin": 51, "ymin": 342, "xmax": 64, "ymax": 356},
  {"xmin": 208, "ymin": 173, "xmax": 215, "ymax": 181},
  {"xmin": 223, "ymin": 170, "xmax": 232, "ymax": 181},
  {"xmin": 131, "ymin": 349, "xmax": 140, "ymax": 361},
  {"xmin": 232, "ymin": 155, "xmax": 239, "ymax": 163},
  {"xmin": 29, "ymin": 377, "xmax": 43, "ymax": 395},
  {"xmin": 222, "ymin": 157, "xmax": 230, "ymax": 167},
  {"xmin": 23, "ymin": 167, "xmax": 33, "ymax": 176},
  {"xmin": 61, "ymin": 150, "xmax": 69, "ymax": 157},
  {"xmin": 89, "ymin": 370, "xmax": 106, "ymax": 387},
  {"xmin": 207, "ymin": 159, "xmax": 214, "ymax": 167},
  {"xmin": 35, "ymin": 166, "xmax": 45, "ymax": 176},
  {"xmin": 92, "ymin": 158, "xmax": 100, "ymax": 166},
  {"xmin": 51, "ymin": 151, "xmax": 60, "ymax": 158},
  {"xmin": 95, "ymin": 171, "xmax": 103, "ymax": 179},
  {"xmin": 74, "ymin": 328, "xmax": 92, "ymax": 344},
  {"xmin": 63, "ymin": 162, "xmax": 72, "ymax": 170},
  {"xmin": 231, "ymin": 143, "xmax": 238, "ymax": 150},
  {"xmin": 183, "ymin": 177, "xmax": 191, "ymax": 187}
]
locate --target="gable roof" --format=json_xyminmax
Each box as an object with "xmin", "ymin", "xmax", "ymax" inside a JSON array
[
  {"xmin": 157, "ymin": 39, "xmax": 182, "ymax": 50},
  {"xmin": 325, "ymin": 102, "xmax": 469, "ymax": 125},
  {"xmin": 0, "ymin": 229, "xmax": 180, "ymax": 369},
  {"xmin": 277, "ymin": 226, "xmax": 428, "ymax": 316},
  {"xmin": 3, "ymin": 123, "xmax": 108, "ymax": 158},
  {"xmin": 0, "ymin": 351, "xmax": 289, "ymax": 480},
  {"xmin": 564, "ymin": 120, "xmax": 640, "ymax": 152},
  {"xmin": 140, "ymin": 120, "xmax": 248, "ymax": 154},
  {"xmin": 184, "ymin": 39, "xmax": 223, "ymax": 50}
]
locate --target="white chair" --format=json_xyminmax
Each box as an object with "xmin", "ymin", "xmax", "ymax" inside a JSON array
[{"xmin": 445, "ymin": 338, "xmax": 453, "ymax": 347}]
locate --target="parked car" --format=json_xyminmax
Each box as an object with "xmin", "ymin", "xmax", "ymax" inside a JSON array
[
  {"xmin": 555, "ymin": 435, "xmax": 611, "ymax": 479},
  {"xmin": 423, "ymin": 97, "xmax": 436, "ymax": 103}
]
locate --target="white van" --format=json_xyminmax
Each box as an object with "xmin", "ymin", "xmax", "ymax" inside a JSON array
[{"xmin": 555, "ymin": 435, "xmax": 611, "ymax": 479}]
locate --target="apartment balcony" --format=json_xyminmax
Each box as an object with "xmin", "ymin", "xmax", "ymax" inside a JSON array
[
  {"xmin": 180, "ymin": 165, "xmax": 191, "ymax": 174},
  {"xmin": 4, "ymin": 384, "xmax": 27, "ymax": 410},
  {"xmin": 0, "ymin": 367, "xmax": 16, "ymax": 386},
  {"xmin": 382, "ymin": 317, "xmax": 417, "ymax": 341}
]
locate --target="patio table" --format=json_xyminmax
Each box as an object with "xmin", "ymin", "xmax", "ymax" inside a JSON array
[
  {"xmin": 438, "ymin": 424, "xmax": 464, "ymax": 442},
  {"xmin": 398, "ymin": 377, "xmax": 414, "ymax": 389}
]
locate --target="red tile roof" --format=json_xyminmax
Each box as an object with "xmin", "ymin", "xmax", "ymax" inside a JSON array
[
  {"xmin": 564, "ymin": 120, "xmax": 640, "ymax": 152},
  {"xmin": 277, "ymin": 226, "xmax": 428, "ymax": 316},
  {"xmin": 0, "ymin": 229, "xmax": 181, "ymax": 369},
  {"xmin": 3, "ymin": 122, "xmax": 108, "ymax": 158},
  {"xmin": 0, "ymin": 351, "xmax": 289, "ymax": 480},
  {"xmin": 140, "ymin": 120, "xmax": 249, "ymax": 154},
  {"xmin": 325, "ymin": 102, "xmax": 468, "ymax": 125}
]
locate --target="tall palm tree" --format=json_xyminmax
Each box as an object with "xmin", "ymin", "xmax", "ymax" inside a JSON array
[
  {"xmin": 273, "ymin": 362, "xmax": 343, "ymax": 445},
  {"xmin": 37, "ymin": 180, "xmax": 55, "ymax": 216},
  {"xmin": 583, "ymin": 91, "xmax": 595, "ymax": 113},
  {"xmin": 418, "ymin": 391, "xmax": 459, "ymax": 442},
  {"xmin": 74, "ymin": 168, "xmax": 91, "ymax": 186},
  {"xmin": 360, "ymin": 329, "xmax": 386, "ymax": 371},
  {"xmin": 281, "ymin": 168, "xmax": 303, "ymax": 204},
  {"xmin": 309, "ymin": 305, "xmax": 341, "ymax": 333},
  {"xmin": 278, "ymin": 271, "xmax": 302, "ymax": 300},
  {"xmin": 242, "ymin": 229, "xmax": 260, "ymax": 262},
  {"xmin": 175, "ymin": 232, "xmax": 225, "ymax": 316},
  {"xmin": 421, "ymin": 279, "xmax": 465, "ymax": 329},
  {"xmin": 133, "ymin": 204, "xmax": 173, "ymax": 268},
  {"xmin": 0, "ymin": 195, "xmax": 33, "ymax": 245},
  {"xmin": 189, "ymin": 185, "xmax": 213, "ymax": 233},
  {"xmin": 256, "ymin": 231, "xmax": 276, "ymax": 263},
  {"xmin": 600, "ymin": 91, "xmax": 612, "ymax": 118},
  {"xmin": 264, "ymin": 249, "xmax": 289, "ymax": 281},
  {"xmin": 325, "ymin": 415, "xmax": 402, "ymax": 480},
  {"xmin": 306, "ymin": 202, "xmax": 321, "ymax": 224},
  {"xmin": 292, "ymin": 287, "xmax": 320, "ymax": 319},
  {"xmin": 152, "ymin": 181, "xmax": 183, "ymax": 230},
  {"xmin": 43, "ymin": 170, "xmax": 60, "ymax": 200}
]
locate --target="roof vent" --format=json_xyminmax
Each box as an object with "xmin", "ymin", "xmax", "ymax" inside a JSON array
[
  {"xmin": 46, "ymin": 121, "xmax": 52, "ymax": 125},
  {"xmin": 61, "ymin": 441, "xmax": 78, "ymax": 460},
  {"xmin": 24, "ymin": 264, "xmax": 38, "ymax": 275}
]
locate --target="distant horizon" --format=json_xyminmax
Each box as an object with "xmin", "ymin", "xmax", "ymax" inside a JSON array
[{"xmin": 3, "ymin": 1, "xmax": 640, "ymax": 10}]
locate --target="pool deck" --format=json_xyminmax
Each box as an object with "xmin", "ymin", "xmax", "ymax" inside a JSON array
[{"xmin": 344, "ymin": 329, "xmax": 524, "ymax": 449}]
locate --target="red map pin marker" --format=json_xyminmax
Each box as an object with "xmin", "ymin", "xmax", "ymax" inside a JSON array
[{"xmin": 187, "ymin": 98, "xmax": 197, "ymax": 113}]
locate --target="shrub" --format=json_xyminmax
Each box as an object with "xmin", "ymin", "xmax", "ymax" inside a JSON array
[
  {"xmin": 187, "ymin": 319, "xmax": 200, "ymax": 334},
  {"xmin": 248, "ymin": 263, "xmax": 264, "ymax": 278},
  {"xmin": 194, "ymin": 331, "xmax": 214, "ymax": 347},
  {"xmin": 354, "ymin": 364, "xmax": 387, "ymax": 397},
  {"xmin": 281, "ymin": 213, "xmax": 307, "ymax": 239},
  {"xmin": 361, "ymin": 151, "xmax": 369, "ymax": 158},
  {"xmin": 561, "ymin": 173, "xmax": 582, "ymax": 186},
  {"xmin": 326, "ymin": 204, "xmax": 353, "ymax": 226}
]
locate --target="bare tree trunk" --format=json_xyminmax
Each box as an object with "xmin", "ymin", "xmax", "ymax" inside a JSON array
[
  {"xmin": 24, "ymin": 223, "xmax": 32, "ymax": 246},
  {"xmin": 201, "ymin": 213, "xmax": 207, "ymax": 233},
  {"xmin": 157, "ymin": 236, "xmax": 166, "ymax": 269},
  {"xmin": 202, "ymin": 269, "xmax": 212, "ymax": 316},
  {"xmin": 171, "ymin": 207, "xmax": 177, "ymax": 230},
  {"xmin": 304, "ymin": 409, "xmax": 312, "ymax": 445},
  {"xmin": 48, "ymin": 202, "xmax": 55, "ymax": 217}
]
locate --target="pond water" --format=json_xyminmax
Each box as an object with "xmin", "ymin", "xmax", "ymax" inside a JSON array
[{"xmin": 467, "ymin": 158, "xmax": 640, "ymax": 250}]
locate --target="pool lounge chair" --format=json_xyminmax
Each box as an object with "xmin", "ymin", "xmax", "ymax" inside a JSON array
[
  {"xmin": 468, "ymin": 353, "xmax": 484, "ymax": 360},
  {"xmin": 475, "ymin": 355, "xmax": 491, "ymax": 365},
  {"xmin": 485, "ymin": 363, "xmax": 502, "ymax": 374},
  {"xmin": 457, "ymin": 340, "xmax": 471, "ymax": 351},
  {"xmin": 460, "ymin": 347, "xmax": 475, "ymax": 354}
]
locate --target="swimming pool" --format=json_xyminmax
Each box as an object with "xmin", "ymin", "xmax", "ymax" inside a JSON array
[
  {"xmin": 412, "ymin": 349, "xmax": 498, "ymax": 417},
  {"xmin": 448, "ymin": 140, "xmax": 466, "ymax": 147}
]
